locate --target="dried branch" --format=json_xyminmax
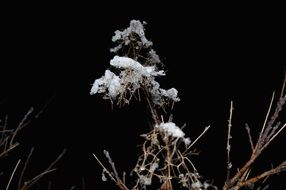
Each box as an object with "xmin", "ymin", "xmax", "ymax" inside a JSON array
[
  {"xmin": 93, "ymin": 152, "xmax": 129, "ymax": 190},
  {"xmin": 237, "ymin": 161, "xmax": 286, "ymax": 188},
  {"xmin": 223, "ymin": 73, "xmax": 286, "ymax": 190},
  {"xmin": 6, "ymin": 159, "xmax": 21, "ymax": 190},
  {"xmin": 18, "ymin": 147, "xmax": 35, "ymax": 189},
  {"xmin": 245, "ymin": 124, "xmax": 254, "ymax": 151},
  {"xmin": 10, "ymin": 107, "xmax": 34, "ymax": 147},
  {"xmin": 182, "ymin": 126, "xmax": 210, "ymax": 155},
  {"xmin": 226, "ymin": 101, "xmax": 233, "ymax": 181},
  {"xmin": 18, "ymin": 149, "xmax": 66, "ymax": 190},
  {"xmin": 131, "ymin": 124, "xmax": 213, "ymax": 190}
]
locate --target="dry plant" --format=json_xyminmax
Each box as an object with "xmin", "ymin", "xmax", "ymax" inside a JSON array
[
  {"xmin": 90, "ymin": 20, "xmax": 286, "ymax": 190},
  {"xmin": 91, "ymin": 20, "xmax": 216, "ymax": 190},
  {"xmin": 223, "ymin": 75, "xmax": 286, "ymax": 190},
  {"xmin": 0, "ymin": 108, "xmax": 34, "ymax": 159},
  {"xmin": 0, "ymin": 107, "xmax": 66, "ymax": 190}
]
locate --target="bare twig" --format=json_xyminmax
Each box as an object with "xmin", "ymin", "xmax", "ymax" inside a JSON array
[
  {"xmin": 237, "ymin": 161, "xmax": 286, "ymax": 188},
  {"xmin": 183, "ymin": 126, "xmax": 210, "ymax": 155},
  {"xmin": 92, "ymin": 153, "xmax": 117, "ymax": 183},
  {"xmin": 223, "ymin": 73, "xmax": 286, "ymax": 190},
  {"xmin": 245, "ymin": 124, "xmax": 254, "ymax": 151},
  {"xmin": 104, "ymin": 150, "xmax": 120, "ymax": 180},
  {"xmin": 0, "ymin": 115, "xmax": 19, "ymax": 159},
  {"xmin": 92, "ymin": 153, "xmax": 129, "ymax": 190},
  {"xmin": 258, "ymin": 92, "xmax": 275, "ymax": 142},
  {"xmin": 6, "ymin": 159, "xmax": 21, "ymax": 190},
  {"xmin": 226, "ymin": 101, "xmax": 233, "ymax": 182},
  {"xmin": 18, "ymin": 147, "xmax": 35, "ymax": 189},
  {"xmin": 10, "ymin": 107, "xmax": 34, "ymax": 147},
  {"xmin": 19, "ymin": 149, "xmax": 66, "ymax": 190}
]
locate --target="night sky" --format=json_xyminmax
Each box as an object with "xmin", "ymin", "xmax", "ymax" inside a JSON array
[{"xmin": 1, "ymin": 4, "xmax": 285, "ymax": 189}]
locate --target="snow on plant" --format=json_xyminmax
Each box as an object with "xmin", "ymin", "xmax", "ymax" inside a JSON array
[
  {"xmin": 91, "ymin": 20, "xmax": 286, "ymax": 190},
  {"xmin": 90, "ymin": 19, "xmax": 214, "ymax": 190},
  {"xmin": 155, "ymin": 122, "xmax": 191, "ymax": 145},
  {"xmin": 90, "ymin": 20, "xmax": 178, "ymax": 107}
]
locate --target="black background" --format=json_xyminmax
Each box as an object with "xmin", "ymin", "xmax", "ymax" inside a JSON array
[{"xmin": 1, "ymin": 3, "xmax": 285, "ymax": 189}]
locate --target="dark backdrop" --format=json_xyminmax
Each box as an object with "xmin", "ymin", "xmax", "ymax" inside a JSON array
[{"xmin": 1, "ymin": 3, "xmax": 285, "ymax": 189}]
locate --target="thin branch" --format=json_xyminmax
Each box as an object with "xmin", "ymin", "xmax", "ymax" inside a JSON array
[
  {"xmin": 6, "ymin": 159, "xmax": 21, "ymax": 190},
  {"xmin": 237, "ymin": 161, "xmax": 286, "ymax": 188},
  {"xmin": 280, "ymin": 73, "xmax": 286, "ymax": 99},
  {"xmin": 245, "ymin": 124, "xmax": 254, "ymax": 151},
  {"xmin": 104, "ymin": 150, "xmax": 119, "ymax": 180},
  {"xmin": 261, "ymin": 123, "xmax": 286, "ymax": 151},
  {"xmin": 224, "ymin": 73, "xmax": 286, "ymax": 190},
  {"xmin": 183, "ymin": 125, "xmax": 210, "ymax": 155},
  {"xmin": 0, "ymin": 143, "xmax": 19, "ymax": 159},
  {"xmin": 226, "ymin": 101, "xmax": 233, "ymax": 181},
  {"xmin": 19, "ymin": 149, "xmax": 66, "ymax": 190},
  {"xmin": 45, "ymin": 149, "xmax": 66, "ymax": 172},
  {"xmin": 92, "ymin": 153, "xmax": 117, "ymax": 183},
  {"xmin": 18, "ymin": 147, "xmax": 35, "ymax": 189},
  {"xmin": 258, "ymin": 92, "xmax": 275, "ymax": 145},
  {"xmin": 19, "ymin": 169, "xmax": 57, "ymax": 190},
  {"xmin": 10, "ymin": 107, "xmax": 34, "ymax": 147}
]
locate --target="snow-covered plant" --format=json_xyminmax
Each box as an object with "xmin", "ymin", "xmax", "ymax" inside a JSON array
[
  {"xmin": 91, "ymin": 20, "xmax": 286, "ymax": 190},
  {"xmin": 91, "ymin": 20, "xmax": 214, "ymax": 190},
  {"xmin": 90, "ymin": 20, "xmax": 179, "ymax": 108}
]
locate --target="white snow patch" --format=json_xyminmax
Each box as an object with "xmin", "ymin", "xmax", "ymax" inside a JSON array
[
  {"xmin": 191, "ymin": 181, "xmax": 203, "ymax": 189},
  {"xmin": 155, "ymin": 122, "xmax": 191, "ymax": 145},
  {"xmin": 160, "ymin": 88, "xmax": 180, "ymax": 102},
  {"xmin": 150, "ymin": 81, "xmax": 180, "ymax": 106},
  {"xmin": 111, "ymin": 20, "xmax": 152, "ymax": 52},
  {"xmin": 139, "ymin": 175, "xmax": 152, "ymax": 185},
  {"xmin": 90, "ymin": 70, "xmax": 121, "ymax": 99},
  {"xmin": 149, "ymin": 162, "xmax": 158, "ymax": 173},
  {"xmin": 110, "ymin": 56, "xmax": 164, "ymax": 77},
  {"xmin": 148, "ymin": 49, "xmax": 161, "ymax": 64},
  {"xmin": 156, "ymin": 122, "xmax": 185, "ymax": 138}
]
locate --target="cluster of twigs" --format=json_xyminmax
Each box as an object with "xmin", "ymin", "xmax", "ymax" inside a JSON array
[
  {"xmin": 93, "ymin": 73, "xmax": 286, "ymax": 190},
  {"xmin": 94, "ymin": 121, "xmax": 212, "ymax": 190},
  {"xmin": 0, "ymin": 108, "xmax": 66, "ymax": 190},
  {"xmin": 0, "ymin": 108, "xmax": 34, "ymax": 159},
  {"xmin": 223, "ymin": 74, "xmax": 286, "ymax": 190},
  {"xmin": 93, "ymin": 70, "xmax": 215, "ymax": 190},
  {"xmin": 91, "ymin": 20, "xmax": 286, "ymax": 190}
]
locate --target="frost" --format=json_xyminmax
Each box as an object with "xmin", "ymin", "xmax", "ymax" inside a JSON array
[
  {"xmin": 160, "ymin": 88, "xmax": 180, "ymax": 102},
  {"xmin": 227, "ymin": 144, "xmax": 231, "ymax": 151},
  {"xmin": 151, "ymin": 81, "xmax": 180, "ymax": 106},
  {"xmin": 191, "ymin": 181, "xmax": 203, "ymax": 189},
  {"xmin": 149, "ymin": 162, "xmax": 158, "ymax": 173},
  {"xmin": 179, "ymin": 173, "xmax": 188, "ymax": 187},
  {"xmin": 101, "ymin": 170, "xmax": 107, "ymax": 181},
  {"xmin": 139, "ymin": 175, "xmax": 152, "ymax": 185},
  {"xmin": 203, "ymin": 181, "xmax": 210, "ymax": 189},
  {"xmin": 90, "ymin": 70, "xmax": 121, "ymax": 100},
  {"xmin": 228, "ymin": 162, "xmax": 232, "ymax": 169},
  {"xmin": 184, "ymin": 137, "xmax": 191, "ymax": 145},
  {"xmin": 111, "ymin": 20, "xmax": 152, "ymax": 52},
  {"xmin": 148, "ymin": 49, "xmax": 161, "ymax": 64}
]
